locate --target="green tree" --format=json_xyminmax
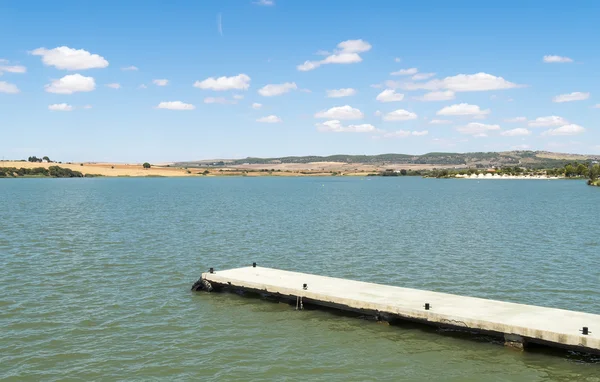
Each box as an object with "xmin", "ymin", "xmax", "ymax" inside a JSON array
[
  {"xmin": 42, "ymin": 156, "xmax": 51, "ymax": 162},
  {"xmin": 143, "ymin": 162, "xmax": 151, "ymax": 169},
  {"xmin": 589, "ymin": 164, "xmax": 600, "ymax": 182},
  {"xmin": 576, "ymin": 163, "xmax": 588, "ymax": 177},
  {"xmin": 400, "ymin": 169, "xmax": 407, "ymax": 176},
  {"xmin": 564, "ymin": 164, "xmax": 575, "ymax": 178}
]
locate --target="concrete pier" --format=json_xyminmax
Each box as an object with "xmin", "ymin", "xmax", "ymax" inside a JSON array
[{"xmin": 193, "ymin": 266, "xmax": 600, "ymax": 354}]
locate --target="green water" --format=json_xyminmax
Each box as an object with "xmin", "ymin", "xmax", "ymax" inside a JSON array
[{"xmin": 1, "ymin": 177, "xmax": 599, "ymax": 381}]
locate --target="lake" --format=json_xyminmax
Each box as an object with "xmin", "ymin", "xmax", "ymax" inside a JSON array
[{"xmin": 1, "ymin": 177, "xmax": 599, "ymax": 381}]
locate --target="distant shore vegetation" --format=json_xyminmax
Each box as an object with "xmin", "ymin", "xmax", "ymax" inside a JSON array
[{"xmin": 0, "ymin": 166, "xmax": 101, "ymax": 178}]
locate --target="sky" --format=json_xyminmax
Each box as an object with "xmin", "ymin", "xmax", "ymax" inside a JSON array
[{"xmin": 1, "ymin": 0, "xmax": 599, "ymax": 162}]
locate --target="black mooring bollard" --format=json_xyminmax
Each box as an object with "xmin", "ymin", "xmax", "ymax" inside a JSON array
[
  {"xmin": 209, "ymin": 267, "xmax": 214, "ymax": 274},
  {"xmin": 581, "ymin": 327, "xmax": 590, "ymax": 335},
  {"xmin": 303, "ymin": 283, "xmax": 307, "ymax": 290},
  {"xmin": 252, "ymin": 262, "xmax": 256, "ymax": 268},
  {"xmin": 424, "ymin": 303, "xmax": 431, "ymax": 310}
]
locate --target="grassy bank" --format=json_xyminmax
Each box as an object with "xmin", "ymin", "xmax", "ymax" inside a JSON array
[{"xmin": 0, "ymin": 166, "xmax": 101, "ymax": 178}]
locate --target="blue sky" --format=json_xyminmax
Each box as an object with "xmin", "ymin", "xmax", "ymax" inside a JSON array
[{"xmin": 1, "ymin": 0, "xmax": 599, "ymax": 162}]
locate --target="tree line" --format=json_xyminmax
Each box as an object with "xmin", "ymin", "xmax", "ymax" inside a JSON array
[{"xmin": 0, "ymin": 166, "xmax": 92, "ymax": 178}]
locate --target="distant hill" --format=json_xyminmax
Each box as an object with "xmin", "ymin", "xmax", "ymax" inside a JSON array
[{"xmin": 174, "ymin": 151, "xmax": 599, "ymax": 169}]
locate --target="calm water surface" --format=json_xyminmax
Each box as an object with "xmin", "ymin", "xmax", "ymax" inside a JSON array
[{"xmin": 1, "ymin": 177, "xmax": 599, "ymax": 381}]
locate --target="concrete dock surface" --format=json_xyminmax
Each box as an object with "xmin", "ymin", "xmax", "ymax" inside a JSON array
[{"xmin": 198, "ymin": 266, "xmax": 600, "ymax": 354}]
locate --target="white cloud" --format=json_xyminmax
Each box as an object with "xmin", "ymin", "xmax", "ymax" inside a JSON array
[
  {"xmin": 0, "ymin": 59, "xmax": 6, "ymax": 63},
  {"xmin": 326, "ymin": 88, "xmax": 356, "ymax": 98},
  {"xmin": 543, "ymin": 124, "xmax": 585, "ymax": 136},
  {"xmin": 414, "ymin": 90, "xmax": 455, "ymax": 101},
  {"xmin": 374, "ymin": 110, "xmax": 382, "ymax": 117},
  {"xmin": 0, "ymin": 64, "xmax": 26, "ymax": 74},
  {"xmin": 45, "ymin": 74, "xmax": 95, "ymax": 94},
  {"xmin": 106, "ymin": 83, "xmax": 121, "ymax": 89},
  {"xmin": 543, "ymin": 55, "xmax": 573, "ymax": 63},
  {"xmin": 500, "ymin": 128, "xmax": 531, "ymax": 136},
  {"xmin": 594, "ymin": 104, "xmax": 600, "ymax": 109},
  {"xmin": 528, "ymin": 116, "xmax": 569, "ymax": 127},
  {"xmin": 382, "ymin": 130, "xmax": 428, "ymax": 138},
  {"xmin": 552, "ymin": 92, "xmax": 589, "ymax": 103},
  {"xmin": 258, "ymin": 82, "xmax": 297, "ymax": 96},
  {"xmin": 121, "ymin": 66, "xmax": 138, "ymax": 71},
  {"xmin": 204, "ymin": 97, "xmax": 235, "ymax": 104},
  {"xmin": 315, "ymin": 105, "xmax": 364, "ymax": 120},
  {"xmin": 257, "ymin": 115, "xmax": 282, "ymax": 123},
  {"xmin": 254, "ymin": 0, "xmax": 274, "ymax": 5},
  {"xmin": 83, "ymin": 105, "xmax": 92, "ymax": 109},
  {"xmin": 316, "ymin": 120, "xmax": 376, "ymax": 133},
  {"xmin": 376, "ymin": 89, "xmax": 404, "ymax": 102},
  {"xmin": 153, "ymin": 79, "xmax": 169, "ymax": 86},
  {"xmin": 394, "ymin": 57, "xmax": 402, "ymax": 63},
  {"xmin": 370, "ymin": 83, "xmax": 383, "ymax": 89},
  {"xmin": 31, "ymin": 46, "xmax": 108, "ymax": 70},
  {"xmin": 456, "ymin": 122, "xmax": 500, "ymax": 136},
  {"xmin": 388, "ymin": 72, "xmax": 521, "ymax": 92},
  {"xmin": 412, "ymin": 72, "xmax": 435, "ymax": 81},
  {"xmin": 0, "ymin": 81, "xmax": 19, "ymax": 94},
  {"xmin": 233, "ymin": 94, "xmax": 244, "ymax": 100},
  {"xmin": 48, "ymin": 103, "xmax": 73, "ymax": 111},
  {"xmin": 194, "ymin": 74, "xmax": 250, "ymax": 91},
  {"xmin": 139, "ymin": 84, "xmax": 147, "ymax": 89},
  {"xmin": 382, "ymin": 109, "xmax": 418, "ymax": 121},
  {"xmin": 156, "ymin": 101, "xmax": 195, "ymax": 110},
  {"xmin": 391, "ymin": 68, "xmax": 418, "ymax": 76},
  {"xmin": 252, "ymin": 102, "xmax": 262, "ymax": 109},
  {"xmin": 505, "ymin": 116, "xmax": 527, "ymax": 123},
  {"xmin": 429, "ymin": 119, "xmax": 451, "ymax": 124},
  {"xmin": 297, "ymin": 39, "xmax": 371, "ymax": 71},
  {"xmin": 436, "ymin": 103, "xmax": 490, "ymax": 117}
]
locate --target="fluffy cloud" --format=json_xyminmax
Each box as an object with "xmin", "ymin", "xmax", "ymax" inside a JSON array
[
  {"xmin": 500, "ymin": 128, "xmax": 531, "ymax": 136},
  {"xmin": 45, "ymin": 74, "xmax": 95, "ymax": 94},
  {"xmin": 394, "ymin": 57, "xmax": 402, "ymax": 63},
  {"xmin": 387, "ymin": 72, "xmax": 521, "ymax": 92},
  {"xmin": 429, "ymin": 119, "xmax": 451, "ymax": 124},
  {"xmin": 0, "ymin": 81, "xmax": 19, "ymax": 94},
  {"xmin": 436, "ymin": 103, "xmax": 490, "ymax": 117},
  {"xmin": 382, "ymin": 109, "xmax": 418, "ymax": 121},
  {"xmin": 552, "ymin": 92, "xmax": 590, "ymax": 103},
  {"xmin": 543, "ymin": 55, "xmax": 573, "ymax": 63},
  {"xmin": 543, "ymin": 124, "xmax": 585, "ymax": 136},
  {"xmin": 297, "ymin": 39, "xmax": 371, "ymax": 71},
  {"xmin": 254, "ymin": 0, "xmax": 274, "ymax": 5},
  {"xmin": 316, "ymin": 120, "xmax": 376, "ymax": 133},
  {"xmin": 194, "ymin": 74, "xmax": 250, "ymax": 91},
  {"xmin": 31, "ymin": 46, "xmax": 108, "ymax": 70},
  {"xmin": 412, "ymin": 72, "xmax": 435, "ymax": 81},
  {"xmin": 258, "ymin": 82, "xmax": 297, "ymax": 96},
  {"xmin": 106, "ymin": 83, "xmax": 121, "ymax": 89},
  {"xmin": 376, "ymin": 89, "xmax": 404, "ymax": 102},
  {"xmin": 326, "ymin": 88, "xmax": 356, "ymax": 98},
  {"xmin": 528, "ymin": 116, "xmax": 569, "ymax": 127},
  {"xmin": 505, "ymin": 116, "xmax": 527, "ymax": 123},
  {"xmin": 594, "ymin": 104, "xmax": 600, "ymax": 109},
  {"xmin": 413, "ymin": 90, "xmax": 455, "ymax": 101},
  {"xmin": 315, "ymin": 105, "xmax": 364, "ymax": 120},
  {"xmin": 153, "ymin": 79, "xmax": 169, "ymax": 86},
  {"xmin": 156, "ymin": 101, "xmax": 195, "ymax": 110},
  {"xmin": 48, "ymin": 103, "xmax": 73, "ymax": 111},
  {"xmin": 391, "ymin": 68, "xmax": 418, "ymax": 76},
  {"xmin": 257, "ymin": 115, "xmax": 282, "ymax": 123},
  {"xmin": 382, "ymin": 130, "xmax": 428, "ymax": 138},
  {"xmin": 204, "ymin": 97, "xmax": 235, "ymax": 104},
  {"xmin": 121, "ymin": 66, "xmax": 138, "ymax": 71},
  {"xmin": 456, "ymin": 122, "xmax": 500, "ymax": 136},
  {"xmin": 252, "ymin": 102, "xmax": 262, "ymax": 109}
]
